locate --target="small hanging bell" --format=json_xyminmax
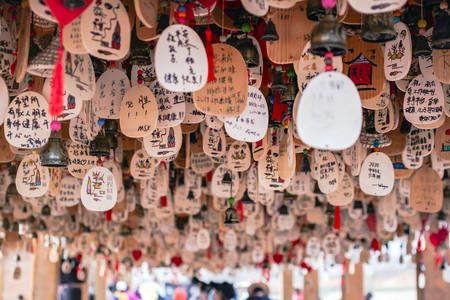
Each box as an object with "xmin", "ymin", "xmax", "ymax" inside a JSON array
[
  {"xmin": 41, "ymin": 205, "xmax": 51, "ymax": 216},
  {"xmin": 413, "ymin": 35, "xmax": 432, "ymax": 57},
  {"xmin": 445, "ymin": 186, "xmax": 450, "ymax": 199},
  {"xmin": 221, "ymin": 172, "xmax": 232, "ymax": 185},
  {"xmin": 237, "ymin": 37, "xmax": 260, "ymax": 69},
  {"xmin": 307, "ymin": 0, "xmax": 336, "ymax": 21},
  {"xmin": 226, "ymin": 33, "xmax": 240, "ymax": 48},
  {"xmin": 423, "ymin": 0, "xmax": 444, "ymax": 10},
  {"xmin": 39, "ymin": 220, "xmax": 47, "ymax": 231},
  {"xmin": 156, "ymin": 13, "xmax": 170, "ymax": 35},
  {"xmin": 325, "ymin": 204, "xmax": 335, "ymax": 215},
  {"xmin": 6, "ymin": 183, "xmax": 20, "ymax": 201},
  {"xmin": 119, "ymin": 225, "xmax": 132, "ymax": 236},
  {"xmin": 301, "ymin": 153, "xmax": 311, "ymax": 173},
  {"xmin": 129, "ymin": 40, "xmax": 151, "ymax": 66},
  {"xmin": 314, "ymin": 197, "xmax": 322, "ymax": 207},
  {"xmin": 63, "ymin": 0, "xmax": 86, "ymax": 9},
  {"xmin": 403, "ymin": 6, "xmax": 421, "ymax": 32},
  {"xmin": 233, "ymin": 7, "xmax": 259, "ymax": 29},
  {"xmin": 9, "ymin": 221, "xmax": 19, "ymax": 232},
  {"xmin": 1, "ymin": 218, "xmax": 10, "ymax": 230},
  {"xmin": 89, "ymin": 131, "xmax": 111, "ymax": 157},
  {"xmin": 271, "ymin": 71, "xmax": 287, "ymax": 91},
  {"xmin": 187, "ymin": 190, "xmax": 196, "ymax": 201},
  {"xmin": 135, "ymin": 205, "xmax": 145, "ymax": 218},
  {"xmin": 310, "ymin": 14, "xmax": 347, "ymax": 57},
  {"xmin": 280, "ymin": 73, "xmax": 299, "ymax": 105},
  {"xmin": 432, "ymin": 14, "xmax": 450, "ymax": 49},
  {"xmin": 367, "ymin": 201, "xmax": 376, "ymax": 214},
  {"xmin": 241, "ymin": 190, "xmax": 255, "ymax": 204},
  {"xmin": 353, "ymin": 200, "xmax": 363, "ymax": 209},
  {"xmin": 261, "ymin": 19, "xmax": 279, "ymax": 44},
  {"xmin": 279, "ymin": 204, "xmax": 289, "ymax": 215},
  {"xmin": 223, "ymin": 206, "xmax": 239, "ymax": 224},
  {"xmin": 362, "ymin": 13, "xmax": 397, "ymax": 43},
  {"xmin": 39, "ymin": 133, "xmax": 69, "ymax": 167}
]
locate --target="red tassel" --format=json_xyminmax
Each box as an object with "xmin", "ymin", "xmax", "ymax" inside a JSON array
[
  {"xmin": 371, "ymin": 238, "xmax": 380, "ymax": 251},
  {"xmin": 105, "ymin": 209, "xmax": 112, "ymax": 221},
  {"xmin": 10, "ymin": 43, "xmax": 18, "ymax": 75},
  {"xmin": 205, "ymin": 8, "xmax": 215, "ymax": 82},
  {"xmin": 272, "ymin": 91, "xmax": 285, "ymax": 121},
  {"xmin": 161, "ymin": 161, "xmax": 167, "ymax": 170},
  {"xmin": 161, "ymin": 196, "xmax": 167, "ymax": 207},
  {"xmin": 236, "ymin": 200, "xmax": 244, "ymax": 222},
  {"xmin": 206, "ymin": 171, "xmax": 213, "ymax": 182},
  {"xmin": 49, "ymin": 47, "xmax": 64, "ymax": 117},
  {"xmin": 334, "ymin": 206, "xmax": 340, "ymax": 230}
]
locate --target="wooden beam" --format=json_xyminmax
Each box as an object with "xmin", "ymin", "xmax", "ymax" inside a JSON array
[
  {"xmin": 342, "ymin": 259, "xmax": 363, "ymax": 300},
  {"xmin": 304, "ymin": 269, "xmax": 319, "ymax": 300},
  {"xmin": 281, "ymin": 265, "xmax": 293, "ymax": 300},
  {"xmin": 32, "ymin": 233, "xmax": 60, "ymax": 300},
  {"xmin": 94, "ymin": 261, "xmax": 106, "ymax": 300}
]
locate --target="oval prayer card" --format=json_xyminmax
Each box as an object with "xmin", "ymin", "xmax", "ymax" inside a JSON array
[
  {"xmin": 119, "ymin": 85, "xmax": 158, "ymax": 138},
  {"xmin": 16, "ymin": 154, "xmax": 49, "ymax": 197},
  {"xmin": 194, "ymin": 44, "xmax": 248, "ymax": 117},
  {"xmin": 404, "ymin": 75, "xmax": 444, "ymax": 125},
  {"xmin": 81, "ymin": 166, "xmax": 117, "ymax": 211},
  {"xmin": 410, "ymin": 167, "xmax": 443, "ymax": 213},
  {"xmin": 348, "ymin": 0, "xmax": 406, "ymax": 14},
  {"xmin": 93, "ymin": 69, "xmax": 130, "ymax": 119},
  {"xmin": 359, "ymin": 152, "xmax": 394, "ymax": 196},
  {"xmin": 63, "ymin": 51, "xmax": 96, "ymax": 100},
  {"xmin": 155, "ymin": 24, "xmax": 208, "ymax": 92},
  {"xmin": 42, "ymin": 78, "xmax": 83, "ymax": 121},
  {"xmin": 81, "ymin": 0, "xmax": 131, "ymax": 60},
  {"xmin": 4, "ymin": 92, "xmax": 51, "ymax": 149},
  {"xmin": 384, "ymin": 22, "xmax": 412, "ymax": 81},
  {"xmin": 297, "ymin": 72, "xmax": 362, "ymax": 150},
  {"xmin": 143, "ymin": 125, "xmax": 182, "ymax": 157},
  {"xmin": 149, "ymin": 80, "xmax": 186, "ymax": 128},
  {"xmin": 224, "ymin": 86, "xmax": 268, "ymax": 142}
]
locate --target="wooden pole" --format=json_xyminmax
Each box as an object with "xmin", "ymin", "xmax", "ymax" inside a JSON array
[
  {"xmin": 281, "ymin": 265, "xmax": 293, "ymax": 300},
  {"xmin": 342, "ymin": 259, "xmax": 363, "ymax": 300},
  {"xmin": 304, "ymin": 269, "xmax": 319, "ymax": 300},
  {"xmin": 32, "ymin": 233, "xmax": 60, "ymax": 300},
  {"xmin": 94, "ymin": 261, "xmax": 106, "ymax": 300}
]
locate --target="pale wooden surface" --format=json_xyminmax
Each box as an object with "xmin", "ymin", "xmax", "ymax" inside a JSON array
[
  {"xmin": 342, "ymin": 260, "xmax": 363, "ymax": 300},
  {"xmin": 304, "ymin": 269, "xmax": 319, "ymax": 300},
  {"xmin": 94, "ymin": 262, "xmax": 106, "ymax": 300},
  {"xmin": 33, "ymin": 233, "xmax": 60, "ymax": 300},
  {"xmin": 281, "ymin": 265, "xmax": 293, "ymax": 300}
]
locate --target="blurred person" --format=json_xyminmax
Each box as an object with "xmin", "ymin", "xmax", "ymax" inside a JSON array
[
  {"xmin": 113, "ymin": 281, "xmax": 140, "ymax": 300},
  {"xmin": 209, "ymin": 282, "xmax": 236, "ymax": 300},
  {"xmin": 247, "ymin": 284, "xmax": 270, "ymax": 300}
]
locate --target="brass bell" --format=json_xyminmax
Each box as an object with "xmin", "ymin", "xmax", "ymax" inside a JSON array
[
  {"xmin": 432, "ymin": 14, "xmax": 450, "ymax": 49},
  {"xmin": 353, "ymin": 200, "xmax": 363, "ymax": 210},
  {"xmin": 89, "ymin": 131, "xmax": 111, "ymax": 157},
  {"xmin": 271, "ymin": 71, "xmax": 287, "ymax": 91},
  {"xmin": 223, "ymin": 206, "xmax": 239, "ymax": 224},
  {"xmin": 9, "ymin": 221, "xmax": 19, "ymax": 232},
  {"xmin": 307, "ymin": 0, "xmax": 336, "ymax": 21},
  {"xmin": 105, "ymin": 134, "xmax": 118, "ymax": 149},
  {"xmin": 261, "ymin": 19, "xmax": 279, "ymax": 45},
  {"xmin": 39, "ymin": 133, "xmax": 69, "ymax": 167},
  {"xmin": 266, "ymin": 90, "xmax": 282, "ymax": 128},
  {"xmin": 119, "ymin": 225, "xmax": 132, "ymax": 236},
  {"xmin": 237, "ymin": 37, "xmax": 260, "ymax": 69},
  {"xmin": 226, "ymin": 33, "xmax": 240, "ymax": 48},
  {"xmin": 280, "ymin": 72, "xmax": 298, "ymax": 105},
  {"xmin": 367, "ymin": 201, "xmax": 375, "ymax": 214},
  {"xmin": 156, "ymin": 13, "xmax": 170, "ymax": 35},
  {"xmin": 362, "ymin": 13, "xmax": 397, "ymax": 43},
  {"xmin": 187, "ymin": 190, "xmax": 195, "ymax": 201},
  {"xmin": 325, "ymin": 204, "xmax": 335, "ymax": 215},
  {"xmin": 129, "ymin": 40, "xmax": 151, "ymax": 66},
  {"xmin": 403, "ymin": 6, "xmax": 421, "ymax": 32},
  {"xmin": 41, "ymin": 205, "xmax": 51, "ymax": 216},
  {"xmin": 233, "ymin": 7, "xmax": 259, "ymax": 29},
  {"xmin": 279, "ymin": 204, "xmax": 289, "ymax": 215},
  {"xmin": 413, "ymin": 35, "xmax": 432, "ymax": 57},
  {"xmin": 221, "ymin": 172, "xmax": 232, "ymax": 185},
  {"xmin": 135, "ymin": 205, "xmax": 145, "ymax": 218},
  {"xmin": 63, "ymin": 0, "xmax": 86, "ymax": 9},
  {"xmin": 91, "ymin": 57, "xmax": 107, "ymax": 78},
  {"xmin": 310, "ymin": 14, "xmax": 347, "ymax": 57},
  {"xmin": 241, "ymin": 190, "xmax": 255, "ymax": 204},
  {"xmin": 1, "ymin": 218, "xmax": 10, "ymax": 230},
  {"xmin": 6, "ymin": 182, "xmax": 20, "ymax": 201}
]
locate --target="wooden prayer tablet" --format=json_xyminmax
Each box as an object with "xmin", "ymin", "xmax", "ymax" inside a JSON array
[
  {"xmin": 43, "ymin": 79, "xmax": 83, "ymax": 121},
  {"xmin": 259, "ymin": 144, "xmax": 290, "ymax": 190},
  {"xmin": 0, "ymin": 77, "xmax": 9, "ymax": 126},
  {"xmin": 419, "ymin": 28, "xmax": 435, "ymax": 80},
  {"xmin": 155, "ymin": 24, "xmax": 208, "ymax": 93},
  {"xmin": 278, "ymin": 130, "xmax": 295, "ymax": 179},
  {"xmin": 0, "ymin": 126, "xmax": 15, "ymax": 163},
  {"xmin": 361, "ymin": 82, "xmax": 390, "ymax": 110},
  {"xmin": 314, "ymin": 150, "xmax": 340, "ymax": 194},
  {"xmin": 380, "ymin": 121, "xmax": 406, "ymax": 156},
  {"xmin": 57, "ymin": 176, "xmax": 81, "ymax": 207},
  {"xmin": 327, "ymin": 172, "xmax": 354, "ymax": 206},
  {"xmin": 434, "ymin": 116, "xmax": 450, "ymax": 161},
  {"xmin": 403, "ymin": 75, "xmax": 444, "ymax": 125},
  {"xmin": 63, "ymin": 17, "xmax": 88, "ymax": 54},
  {"xmin": 375, "ymin": 100, "xmax": 394, "ymax": 133},
  {"xmin": 433, "ymin": 49, "xmax": 450, "ymax": 84},
  {"xmin": 93, "ymin": 69, "xmax": 130, "ymax": 119},
  {"xmin": 211, "ymin": 7, "xmax": 239, "ymax": 31},
  {"xmin": 143, "ymin": 125, "xmax": 182, "ymax": 158},
  {"xmin": 122, "ymin": 0, "xmax": 136, "ymax": 28},
  {"xmin": 63, "ymin": 51, "xmax": 95, "ymax": 100},
  {"xmin": 149, "ymin": 79, "xmax": 186, "ymax": 128},
  {"xmin": 226, "ymin": 141, "xmax": 251, "ymax": 171},
  {"xmin": 135, "ymin": 0, "xmax": 158, "ymax": 28},
  {"xmin": 119, "ymin": 85, "xmax": 157, "ymax": 138},
  {"xmin": 194, "ymin": 44, "xmax": 248, "ymax": 117},
  {"xmin": 297, "ymin": 72, "xmax": 362, "ymax": 151},
  {"xmin": 16, "ymin": 154, "xmax": 50, "ymax": 197},
  {"xmin": 342, "ymin": 36, "xmax": 385, "ymax": 101},
  {"xmin": 384, "ymin": 22, "xmax": 412, "ymax": 81},
  {"xmin": 407, "ymin": 125, "xmax": 434, "ymax": 157},
  {"xmin": 359, "ymin": 152, "xmax": 394, "ymax": 196},
  {"xmin": 348, "ymin": 0, "xmax": 407, "ymax": 14},
  {"xmin": 266, "ymin": 3, "xmax": 316, "ymax": 64},
  {"xmin": 242, "ymin": 0, "xmax": 269, "ymax": 16},
  {"xmin": 211, "ymin": 164, "xmax": 239, "ymax": 198},
  {"xmin": 68, "ymin": 143, "xmax": 97, "ymax": 178},
  {"xmin": 184, "ymin": 93, "xmax": 206, "ymax": 124},
  {"xmin": 4, "ymin": 92, "xmax": 51, "ymax": 149},
  {"xmin": 0, "ymin": 17, "xmax": 15, "ymax": 74},
  {"xmin": 389, "ymin": 155, "xmax": 414, "ymax": 179},
  {"xmin": 413, "ymin": 111, "xmax": 445, "ymax": 129},
  {"xmin": 296, "ymin": 41, "xmax": 343, "ymax": 93},
  {"xmin": 15, "ymin": 5, "xmax": 31, "ymax": 83},
  {"xmin": 30, "ymin": 0, "xmax": 56, "ymax": 23},
  {"xmin": 81, "ymin": 0, "xmax": 131, "ymax": 60},
  {"xmin": 267, "ymin": 0, "xmax": 297, "ymax": 9},
  {"xmin": 224, "ymin": 86, "xmax": 268, "ymax": 142},
  {"xmin": 80, "ymin": 166, "xmax": 117, "ymax": 212},
  {"xmin": 410, "ymin": 167, "xmax": 443, "ymax": 213}
]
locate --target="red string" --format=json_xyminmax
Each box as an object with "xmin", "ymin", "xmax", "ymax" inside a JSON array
[
  {"xmin": 49, "ymin": 31, "xmax": 64, "ymax": 117},
  {"xmin": 161, "ymin": 196, "xmax": 167, "ymax": 207},
  {"xmin": 334, "ymin": 206, "xmax": 340, "ymax": 229},
  {"xmin": 205, "ymin": 8, "xmax": 215, "ymax": 82}
]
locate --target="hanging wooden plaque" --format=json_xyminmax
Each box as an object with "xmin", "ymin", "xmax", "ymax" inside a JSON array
[
  {"xmin": 433, "ymin": 49, "xmax": 450, "ymax": 84},
  {"xmin": 410, "ymin": 167, "xmax": 443, "ymax": 213}
]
